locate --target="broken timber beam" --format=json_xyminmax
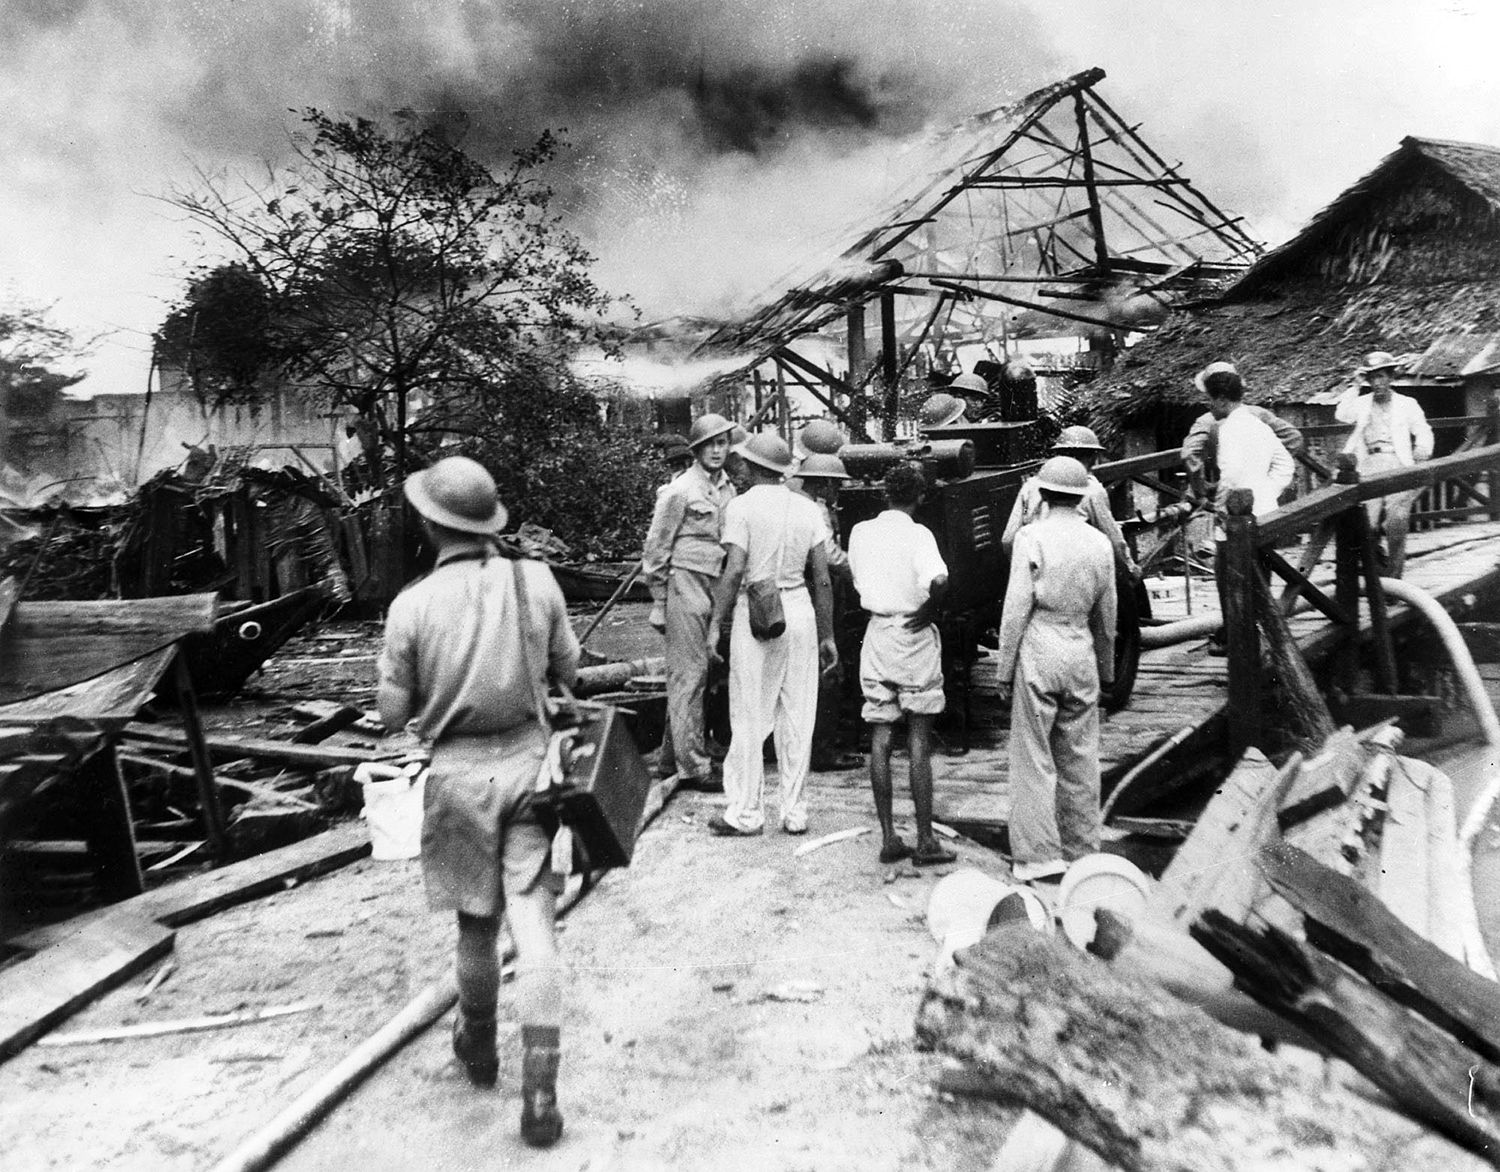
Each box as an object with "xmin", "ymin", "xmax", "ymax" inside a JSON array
[
  {"xmin": 916, "ymin": 925, "xmax": 1483, "ymax": 1172},
  {"xmin": 123, "ymin": 725, "xmax": 395, "ymax": 769},
  {"xmin": 1191, "ymin": 910, "xmax": 1500, "ymax": 1162},
  {"xmin": 1258, "ymin": 842, "xmax": 1500, "ymax": 1063}
]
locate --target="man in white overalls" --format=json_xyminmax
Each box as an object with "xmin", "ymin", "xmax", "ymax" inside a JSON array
[{"xmin": 995, "ymin": 456, "xmax": 1117, "ymax": 884}]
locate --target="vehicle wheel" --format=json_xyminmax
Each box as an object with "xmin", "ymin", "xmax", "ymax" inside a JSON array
[{"xmin": 1101, "ymin": 564, "xmax": 1148, "ymax": 712}]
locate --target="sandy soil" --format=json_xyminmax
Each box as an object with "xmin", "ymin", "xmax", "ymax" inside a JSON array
[
  {"xmin": 0, "ymin": 792, "xmax": 1024, "ymax": 1172},
  {"xmin": 5, "ymin": 611, "xmax": 1499, "ymax": 1171}
]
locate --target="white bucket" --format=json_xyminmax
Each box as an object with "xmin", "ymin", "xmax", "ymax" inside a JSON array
[
  {"xmin": 926, "ymin": 868, "xmax": 1051, "ymax": 965},
  {"xmin": 1056, "ymin": 853, "xmax": 1151, "ymax": 950},
  {"xmin": 356, "ymin": 763, "xmax": 425, "ymax": 861}
]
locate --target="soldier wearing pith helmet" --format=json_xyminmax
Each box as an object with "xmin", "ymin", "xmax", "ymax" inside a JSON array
[
  {"xmin": 995, "ymin": 454, "xmax": 1117, "ymax": 885},
  {"xmin": 1001, "ymin": 423, "xmax": 1136, "ymax": 573},
  {"xmin": 377, "ymin": 455, "xmax": 578, "ymax": 1146},
  {"xmin": 640, "ymin": 413, "xmax": 738, "ymax": 789}
]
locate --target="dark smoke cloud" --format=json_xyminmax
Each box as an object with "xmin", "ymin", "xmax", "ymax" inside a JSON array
[{"xmin": 0, "ymin": 0, "xmax": 1060, "ymax": 392}]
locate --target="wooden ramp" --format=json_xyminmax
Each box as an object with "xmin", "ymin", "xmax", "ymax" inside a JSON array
[{"xmin": 808, "ymin": 521, "xmax": 1500, "ymax": 831}]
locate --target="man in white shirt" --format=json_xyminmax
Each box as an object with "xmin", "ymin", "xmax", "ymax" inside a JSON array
[
  {"xmin": 1335, "ymin": 350, "xmax": 1434, "ymax": 576},
  {"xmin": 1196, "ymin": 362, "xmax": 1296, "ymax": 519},
  {"xmin": 706, "ymin": 433, "xmax": 838, "ymax": 836},
  {"xmin": 1193, "ymin": 362, "xmax": 1295, "ymax": 654},
  {"xmin": 847, "ymin": 463, "xmax": 957, "ymax": 867}
]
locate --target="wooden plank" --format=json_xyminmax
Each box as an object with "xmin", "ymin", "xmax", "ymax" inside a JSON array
[
  {"xmin": 0, "ymin": 914, "xmax": 174, "ymax": 1062},
  {"xmin": 1193, "ymin": 910, "xmax": 1500, "ymax": 1161},
  {"xmin": 1260, "ymin": 842, "xmax": 1500, "ymax": 1061},
  {"xmin": 0, "ymin": 642, "xmax": 178, "ymax": 725},
  {"xmin": 1377, "ymin": 754, "xmax": 1431, "ymax": 939},
  {"xmin": 124, "ymin": 724, "xmax": 395, "ymax": 769},
  {"xmin": 1276, "ymin": 726, "xmax": 1365, "ymax": 830},
  {"xmin": 9, "ymin": 823, "xmax": 370, "ymax": 953},
  {"xmin": 1150, "ymin": 747, "xmax": 1294, "ymax": 928},
  {"xmin": 6, "ymin": 594, "xmax": 215, "ymax": 641}
]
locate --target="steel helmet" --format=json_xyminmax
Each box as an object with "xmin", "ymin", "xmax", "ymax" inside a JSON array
[
  {"xmin": 1033, "ymin": 455, "xmax": 1090, "ymax": 496},
  {"xmin": 798, "ymin": 419, "xmax": 845, "ymax": 455},
  {"xmin": 1359, "ymin": 350, "xmax": 1401, "ymax": 378},
  {"xmin": 687, "ymin": 413, "xmax": 735, "ymax": 448},
  {"xmin": 919, "ymin": 392, "xmax": 967, "ymax": 429},
  {"xmin": 404, "ymin": 456, "xmax": 508, "ymax": 534},
  {"xmin": 949, "ymin": 372, "xmax": 989, "ymax": 396},
  {"xmin": 1052, "ymin": 425, "xmax": 1104, "ymax": 453},
  {"xmin": 736, "ymin": 432, "xmax": 796, "ymax": 476},
  {"xmin": 797, "ymin": 453, "xmax": 850, "ymax": 480}
]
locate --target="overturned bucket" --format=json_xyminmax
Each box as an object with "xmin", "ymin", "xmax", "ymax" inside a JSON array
[
  {"xmin": 926, "ymin": 868, "xmax": 1051, "ymax": 965},
  {"xmin": 355, "ymin": 762, "xmax": 425, "ymax": 860}
]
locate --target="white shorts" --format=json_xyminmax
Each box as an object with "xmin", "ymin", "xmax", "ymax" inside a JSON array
[{"xmin": 859, "ymin": 616, "xmax": 946, "ymax": 723}]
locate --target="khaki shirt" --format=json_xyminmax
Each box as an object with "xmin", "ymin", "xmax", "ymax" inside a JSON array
[
  {"xmin": 1002, "ymin": 475, "xmax": 1134, "ymax": 572},
  {"xmin": 641, "ymin": 463, "xmax": 736, "ymax": 602},
  {"xmin": 378, "ymin": 549, "xmax": 580, "ymax": 743},
  {"xmin": 995, "ymin": 512, "xmax": 1116, "ymax": 687}
]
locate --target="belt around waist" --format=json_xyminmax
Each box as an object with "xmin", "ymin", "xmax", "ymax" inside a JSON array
[{"xmin": 741, "ymin": 583, "xmax": 809, "ymax": 594}]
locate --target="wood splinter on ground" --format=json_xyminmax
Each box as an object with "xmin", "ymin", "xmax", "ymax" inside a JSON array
[
  {"xmin": 38, "ymin": 1001, "xmax": 321, "ymax": 1046},
  {"xmin": 793, "ymin": 826, "xmax": 871, "ymax": 857}
]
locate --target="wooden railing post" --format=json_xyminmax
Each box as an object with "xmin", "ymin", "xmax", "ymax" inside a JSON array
[
  {"xmin": 1487, "ymin": 396, "xmax": 1500, "ymax": 522},
  {"xmin": 1222, "ymin": 488, "xmax": 1262, "ymax": 755},
  {"xmin": 1333, "ymin": 454, "xmax": 1364, "ymax": 693}
]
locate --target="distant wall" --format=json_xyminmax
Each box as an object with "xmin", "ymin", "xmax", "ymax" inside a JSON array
[{"xmin": 5, "ymin": 372, "xmax": 352, "ymax": 492}]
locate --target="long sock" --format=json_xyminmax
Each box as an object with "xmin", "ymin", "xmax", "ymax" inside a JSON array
[
  {"xmin": 521, "ymin": 1024, "xmax": 561, "ymax": 1075},
  {"xmin": 455, "ymin": 913, "xmax": 500, "ymax": 1017}
]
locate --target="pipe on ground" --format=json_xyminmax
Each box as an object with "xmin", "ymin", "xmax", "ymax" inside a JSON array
[{"xmin": 1139, "ymin": 614, "xmax": 1221, "ymax": 649}]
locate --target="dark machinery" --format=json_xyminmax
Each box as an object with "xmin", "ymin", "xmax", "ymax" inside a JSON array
[{"xmin": 833, "ymin": 420, "xmax": 1147, "ymax": 747}]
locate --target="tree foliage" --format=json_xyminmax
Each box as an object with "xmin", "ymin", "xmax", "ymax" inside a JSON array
[
  {"xmin": 409, "ymin": 355, "xmax": 661, "ymax": 561},
  {"xmin": 154, "ymin": 263, "xmax": 278, "ymax": 409},
  {"xmin": 162, "ymin": 109, "xmax": 619, "ymax": 487},
  {"xmin": 0, "ymin": 299, "xmax": 86, "ymax": 418}
]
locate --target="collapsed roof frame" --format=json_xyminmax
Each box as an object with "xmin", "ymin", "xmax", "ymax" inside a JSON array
[{"xmin": 696, "ymin": 67, "xmax": 1263, "ymax": 439}]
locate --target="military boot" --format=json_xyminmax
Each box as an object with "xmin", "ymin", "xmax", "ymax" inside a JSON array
[
  {"xmin": 519, "ymin": 1024, "xmax": 563, "ymax": 1148},
  {"xmin": 452, "ymin": 1008, "xmax": 498, "ymax": 1088}
]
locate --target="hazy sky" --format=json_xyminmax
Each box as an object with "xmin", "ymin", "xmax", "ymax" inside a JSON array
[{"xmin": 2, "ymin": 0, "xmax": 1497, "ymax": 398}]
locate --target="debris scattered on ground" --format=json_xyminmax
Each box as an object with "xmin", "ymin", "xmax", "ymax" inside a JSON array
[
  {"xmin": 37, "ymin": 1001, "xmax": 322, "ymax": 1046},
  {"xmin": 793, "ymin": 826, "xmax": 871, "ymax": 857}
]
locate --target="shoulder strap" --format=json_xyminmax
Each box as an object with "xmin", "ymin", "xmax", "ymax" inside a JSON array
[{"xmin": 511, "ymin": 559, "xmax": 553, "ymax": 734}]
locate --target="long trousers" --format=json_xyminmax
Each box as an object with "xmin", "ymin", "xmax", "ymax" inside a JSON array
[
  {"xmin": 664, "ymin": 567, "xmax": 715, "ymax": 781},
  {"xmin": 1007, "ymin": 633, "xmax": 1102, "ymax": 866},
  {"xmin": 721, "ymin": 588, "xmax": 817, "ymax": 832}
]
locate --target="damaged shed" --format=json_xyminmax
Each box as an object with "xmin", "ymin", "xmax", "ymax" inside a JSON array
[{"xmin": 1080, "ymin": 136, "xmax": 1500, "ymax": 456}]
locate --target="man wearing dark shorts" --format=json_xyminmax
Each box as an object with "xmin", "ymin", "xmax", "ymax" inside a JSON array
[{"xmin": 378, "ymin": 456, "xmax": 579, "ymax": 1148}]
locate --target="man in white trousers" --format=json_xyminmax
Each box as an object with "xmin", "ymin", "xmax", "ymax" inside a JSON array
[
  {"xmin": 706, "ymin": 432, "xmax": 838, "ymax": 836},
  {"xmin": 1335, "ymin": 350, "xmax": 1433, "ymax": 577}
]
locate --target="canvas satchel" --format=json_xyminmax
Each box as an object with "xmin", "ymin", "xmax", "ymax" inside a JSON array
[{"xmin": 745, "ymin": 494, "xmax": 793, "ymax": 641}]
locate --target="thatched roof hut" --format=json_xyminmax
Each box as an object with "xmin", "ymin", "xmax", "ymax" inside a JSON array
[{"xmin": 1080, "ymin": 136, "xmax": 1500, "ymax": 448}]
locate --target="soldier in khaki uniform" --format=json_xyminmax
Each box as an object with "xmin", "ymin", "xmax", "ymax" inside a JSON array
[
  {"xmin": 996, "ymin": 456, "xmax": 1116, "ymax": 884},
  {"xmin": 641, "ymin": 414, "xmax": 737, "ymax": 788}
]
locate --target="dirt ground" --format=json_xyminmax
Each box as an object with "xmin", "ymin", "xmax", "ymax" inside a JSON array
[
  {"xmin": 0, "ymin": 615, "xmax": 1026, "ymax": 1172},
  {"xmin": 4, "ymin": 611, "xmax": 1499, "ymax": 1171}
]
